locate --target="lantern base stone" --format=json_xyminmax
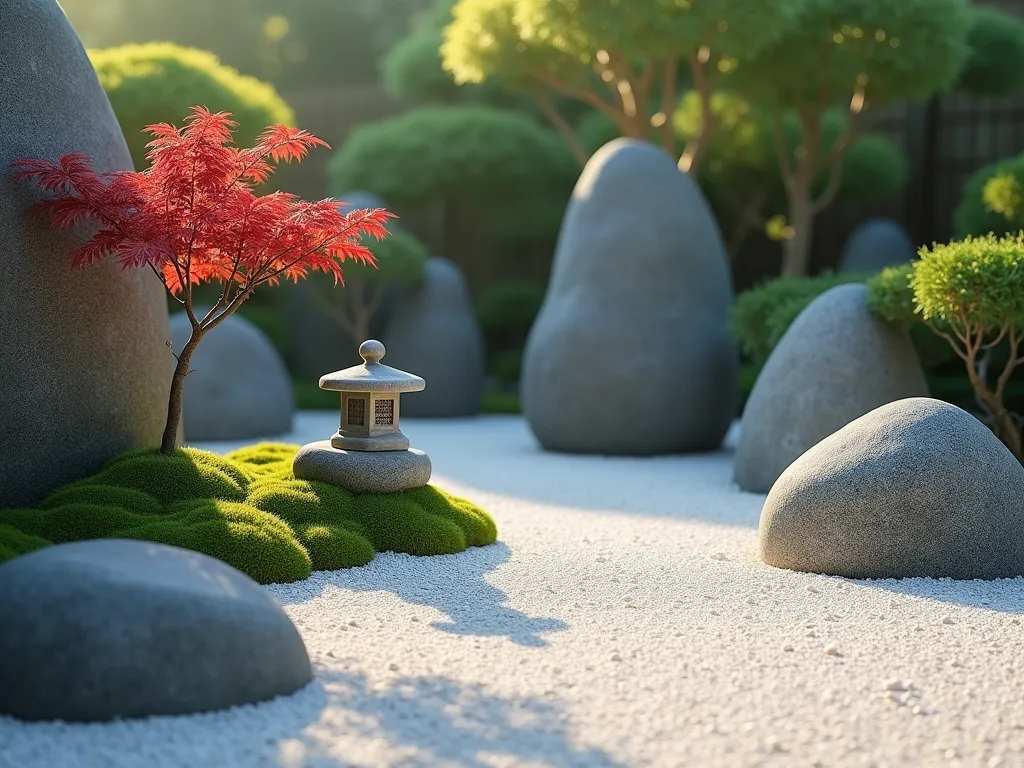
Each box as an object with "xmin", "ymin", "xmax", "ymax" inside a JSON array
[
  {"xmin": 331, "ymin": 430, "xmax": 410, "ymax": 451},
  {"xmin": 292, "ymin": 441, "xmax": 432, "ymax": 493}
]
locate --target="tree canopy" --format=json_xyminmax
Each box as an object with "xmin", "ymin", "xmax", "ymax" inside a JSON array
[{"xmin": 953, "ymin": 3, "xmax": 1024, "ymax": 97}]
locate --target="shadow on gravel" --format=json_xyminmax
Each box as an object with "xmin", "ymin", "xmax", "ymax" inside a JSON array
[
  {"xmin": 275, "ymin": 669, "xmax": 628, "ymax": 768},
  {"xmin": 274, "ymin": 542, "xmax": 568, "ymax": 648},
  {"xmin": 854, "ymin": 576, "xmax": 1024, "ymax": 613}
]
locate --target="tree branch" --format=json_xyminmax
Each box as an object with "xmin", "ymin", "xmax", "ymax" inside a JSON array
[
  {"xmin": 678, "ymin": 46, "xmax": 716, "ymax": 174},
  {"xmin": 770, "ymin": 111, "xmax": 796, "ymax": 195},
  {"xmin": 531, "ymin": 68, "xmax": 632, "ymax": 134},
  {"xmin": 536, "ymin": 90, "xmax": 588, "ymax": 167},
  {"xmin": 657, "ymin": 57, "xmax": 679, "ymax": 155}
]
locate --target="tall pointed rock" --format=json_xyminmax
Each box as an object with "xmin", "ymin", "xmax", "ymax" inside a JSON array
[{"xmin": 0, "ymin": 0, "xmax": 171, "ymax": 506}]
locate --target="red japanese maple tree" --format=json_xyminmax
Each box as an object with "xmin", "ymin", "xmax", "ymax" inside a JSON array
[{"xmin": 13, "ymin": 106, "xmax": 394, "ymax": 455}]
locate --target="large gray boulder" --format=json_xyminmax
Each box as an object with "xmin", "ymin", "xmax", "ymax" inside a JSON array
[
  {"xmin": 287, "ymin": 191, "xmax": 402, "ymax": 377},
  {"xmin": 838, "ymin": 217, "xmax": 917, "ymax": 273},
  {"xmin": 759, "ymin": 398, "xmax": 1024, "ymax": 579},
  {"xmin": 0, "ymin": 0, "xmax": 171, "ymax": 507},
  {"xmin": 171, "ymin": 311, "xmax": 293, "ymax": 441},
  {"xmin": 521, "ymin": 139, "xmax": 738, "ymax": 455},
  {"xmin": 0, "ymin": 539, "xmax": 312, "ymax": 722},
  {"xmin": 734, "ymin": 283, "xmax": 929, "ymax": 493},
  {"xmin": 383, "ymin": 257, "xmax": 485, "ymax": 417}
]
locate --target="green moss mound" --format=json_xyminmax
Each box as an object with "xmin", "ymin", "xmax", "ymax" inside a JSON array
[{"xmin": 0, "ymin": 443, "xmax": 496, "ymax": 584}]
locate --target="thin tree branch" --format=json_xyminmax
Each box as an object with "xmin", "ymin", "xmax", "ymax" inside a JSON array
[
  {"xmin": 536, "ymin": 90, "xmax": 588, "ymax": 167},
  {"xmin": 678, "ymin": 46, "xmax": 716, "ymax": 174},
  {"xmin": 657, "ymin": 57, "xmax": 679, "ymax": 155}
]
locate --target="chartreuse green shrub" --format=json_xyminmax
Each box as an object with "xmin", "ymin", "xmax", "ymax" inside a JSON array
[
  {"xmin": 0, "ymin": 444, "xmax": 497, "ymax": 584},
  {"xmin": 894, "ymin": 234, "xmax": 1024, "ymax": 461},
  {"xmin": 89, "ymin": 43, "xmax": 294, "ymax": 169},
  {"xmin": 954, "ymin": 153, "xmax": 1024, "ymax": 239}
]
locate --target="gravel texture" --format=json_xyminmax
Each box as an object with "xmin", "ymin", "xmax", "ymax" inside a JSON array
[{"xmin": 2, "ymin": 413, "xmax": 1023, "ymax": 767}]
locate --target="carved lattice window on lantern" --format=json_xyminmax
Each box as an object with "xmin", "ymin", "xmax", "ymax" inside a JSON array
[
  {"xmin": 347, "ymin": 397, "xmax": 366, "ymax": 427},
  {"xmin": 374, "ymin": 398, "xmax": 395, "ymax": 426}
]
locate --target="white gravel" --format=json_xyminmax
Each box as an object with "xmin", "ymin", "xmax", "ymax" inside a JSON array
[{"xmin": 3, "ymin": 412, "xmax": 1024, "ymax": 768}]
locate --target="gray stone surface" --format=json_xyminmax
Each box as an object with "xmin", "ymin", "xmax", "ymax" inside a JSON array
[
  {"xmin": 383, "ymin": 258, "xmax": 485, "ymax": 417},
  {"xmin": 293, "ymin": 441, "xmax": 432, "ymax": 493},
  {"xmin": 759, "ymin": 397, "xmax": 1024, "ymax": 579},
  {"xmin": 520, "ymin": 138, "xmax": 739, "ymax": 455},
  {"xmin": 171, "ymin": 311, "xmax": 293, "ymax": 442},
  {"xmin": 286, "ymin": 191, "xmax": 403, "ymax": 377},
  {"xmin": 0, "ymin": 0, "xmax": 172, "ymax": 507},
  {"xmin": 0, "ymin": 539, "xmax": 312, "ymax": 722},
  {"xmin": 838, "ymin": 218, "xmax": 917, "ymax": 274},
  {"xmin": 734, "ymin": 283, "xmax": 929, "ymax": 493}
]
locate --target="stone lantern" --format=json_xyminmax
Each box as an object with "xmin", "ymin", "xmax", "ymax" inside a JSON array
[{"xmin": 292, "ymin": 340, "xmax": 433, "ymax": 494}]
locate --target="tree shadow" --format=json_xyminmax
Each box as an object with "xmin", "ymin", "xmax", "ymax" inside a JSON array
[
  {"xmin": 848, "ymin": 574, "xmax": 1024, "ymax": 613},
  {"xmin": 277, "ymin": 668, "xmax": 627, "ymax": 767},
  {"xmin": 273, "ymin": 542, "xmax": 568, "ymax": 648}
]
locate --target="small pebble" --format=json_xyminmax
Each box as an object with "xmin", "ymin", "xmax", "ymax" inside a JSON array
[
  {"xmin": 824, "ymin": 644, "xmax": 841, "ymax": 656},
  {"xmin": 942, "ymin": 616, "xmax": 955, "ymax": 625},
  {"xmin": 884, "ymin": 679, "xmax": 908, "ymax": 692},
  {"xmin": 783, "ymin": 644, "xmax": 795, "ymax": 652},
  {"xmin": 388, "ymin": 663, "xmax": 399, "ymax": 672}
]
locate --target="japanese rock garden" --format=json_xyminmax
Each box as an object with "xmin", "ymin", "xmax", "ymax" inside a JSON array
[{"xmin": 6, "ymin": 0, "xmax": 1024, "ymax": 764}]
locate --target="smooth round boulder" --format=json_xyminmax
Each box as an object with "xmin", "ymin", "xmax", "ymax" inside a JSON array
[
  {"xmin": 286, "ymin": 191, "xmax": 402, "ymax": 377},
  {"xmin": 293, "ymin": 441, "xmax": 432, "ymax": 493},
  {"xmin": 838, "ymin": 218, "xmax": 917, "ymax": 273},
  {"xmin": 171, "ymin": 311, "xmax": 294, "ymax": 442},
  {"xmin": 521, "ymin": 138, "xmax": 738, "ymax": 455},
  {"xmin": 759, "ymin": 398, "xmax": 1024, "ymax": 579},
  {"xmin": 0, "ymin": 0, "xmax": 172, "ymax": 507},
  {"xmin": 0, "ymin": 539, "xmax": 313, "ymax": 722},
  {"xmin": 383, "ymin": 257, "xmax": 485, "ymax": 417},
  {"xmin": 734, "ymin": 283, "xmax": 929, "ymax": 493}
]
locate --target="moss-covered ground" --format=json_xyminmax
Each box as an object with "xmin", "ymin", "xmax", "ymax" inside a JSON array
[{"xmin": 0, "ymin": 443, "xmax": 497, "ymax": 584}]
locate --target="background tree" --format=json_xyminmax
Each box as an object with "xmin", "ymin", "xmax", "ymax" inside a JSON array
[
  {"xmin": 90, "ymin": 43, "xmax": 294, "ymax": 169},
  {"xmin": 733, "ymin": 0, "xmax": 971, "ymax": 277},
  {"xmin": 441, "ymin": 0, "xmax": 803, "ymax": 171},
  {"xmin": 952, "ymin": 3, "xmax": 1024, "ymax": 98}
]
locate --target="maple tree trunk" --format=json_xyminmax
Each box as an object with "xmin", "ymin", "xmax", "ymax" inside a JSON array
[
  {"xmin": 160, "ymin": 329, "xmax": 203, "ymax": 455},
  {"xmin": 780, "ymin": 179, "xmax": 815, "ymax": 278}
]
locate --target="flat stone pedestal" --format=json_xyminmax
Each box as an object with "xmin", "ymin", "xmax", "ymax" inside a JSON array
[{"xmin": 292, "ymin": 441, "xmax": 432, "ymax": 494}]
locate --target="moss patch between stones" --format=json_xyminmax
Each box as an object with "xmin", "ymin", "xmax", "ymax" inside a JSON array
[{"xmin": 0, "ymin": 444, "xmax": 497, "ymax": 584}]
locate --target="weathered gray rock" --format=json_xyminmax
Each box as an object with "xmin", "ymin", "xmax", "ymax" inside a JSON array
[
  {"xmin": 171, "ymin": 311, "xmax": 293, "ymax": 441},
  {"xmin": 383, "ymin": 257, "xmax": 485, "ymax": 417},
  {"xmin": 838, "ymin": 218, "xmax": 917, "ymax": 273},
  {"xmin": 0, "ymin": 539, "xmax": 312, "ymax": 722},
  {"xmin": 293, "ymin": 441, "xmax": 432, "ymax": 493},
  {"xmin": 521, "ymin": 138, "xmax": 738, "ymax": 454},
  {"xmin": 0, "ymin": 0, "xmax": 172, "ymax": 507},
  {"xmin": 734, "ymin": 283, "xmax": 929, "ymax": 493},
  {"xmin": 287, "ymin": 191, "xmax": 402, "ymax": 377},
  {"xmin": 759, "ymin": 397, "xmax": 1024, "ymax": 579}
]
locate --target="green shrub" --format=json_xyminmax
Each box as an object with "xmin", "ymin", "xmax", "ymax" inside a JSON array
[
  {"xmin": 954, "ymin": 4, "xmax": 1024, "ymax": 97},
  {"xmin": 327, "ymin": 105, "xmax": 578, "ymax": 208},
  {"xmin": 729, "ymin": 273, "xmax": 867, "ymax": 364},
  {"xmin": 866, "ymin": 264, "xmax": 954, "ymax": 368},
  {"xmin": 89, "ymin": 43, "xmax": 294, "ymax": 169},
  {"xmin": 0, "ymin": 443, "xmax": 498, "ymax": 583},
  {"xmin": 953, "ymin": 154, "xmax": 1024, "ymax": 239},
  {"xmin": 476, "ymin": 282, "xmax": 545, "ymax": 382},
  {"xmin": 906, "ymin": 234, "xmax": 1024, "ymax": 460}
]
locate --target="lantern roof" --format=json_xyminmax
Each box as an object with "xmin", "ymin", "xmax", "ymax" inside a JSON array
[{"xmin": 319, "ymin": 340, "xmax": 425, "ymax": 394}]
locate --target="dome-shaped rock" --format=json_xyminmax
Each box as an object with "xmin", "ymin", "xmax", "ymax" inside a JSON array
[
  {"xmin": 521, "ymin": 139, "xmax": 738, "ymax": 455},
  {"xmin": 0, "ymin": 0, "xmax": 172, "ymax": 506},
  {"xmin": 383, "ymin": 257, "xmax": 485, "ymax": 417},
  {"xmin": 734, "ymin": 283, "xmax": 929, "ymax": 493},
  {"xmin": 759, "ymin": 398, "xmax": 1024, "ymax": 579},
  {"xmin": 838, "ymin": 218, "xmax": 917, "ymax": 273},
  {"xmin": 171, "ymin": 311, "xmax": 293, "ymax": 441},
  {"xmin": 0, "ymin": 539, "xmax": 312, "ymax": 721}
]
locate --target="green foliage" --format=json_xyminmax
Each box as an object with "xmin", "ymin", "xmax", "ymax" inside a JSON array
[
  {"xmin": 476, "ymin": 281, "xmax": 546, "ymax": 350},
  {"xmin": 954, "ymin": 154, "xmax": 1024, "ymax": 239},
  {"xmin": 89, "ymin": 42, "xmax": 294, "ymax": 169},
  {"xmin": 328, "ymin": 105, "xmax": 578, "ymax": 207},
  {"xmin": 954, "ymin": 4, "xmax": 1024, "ymax": 97},
  {"xmin": 0, "ymin": 444, "xmax": 497, "ymax": 584},
  {"xmin": 729, "ymin": 272, "xmax": 867, "ymax": 364},
  {"xmin": 736, "ymin": 0, "xmax": 971, "ymax": 111},
  {"xmin": 865, "ymin": 264, "xmax": 953, "ymax": 367},
  {"xmin": 912, "ymin": 234, "xmax": 1024, "ymax": 330},
  {"xmin": 383, "ymin": 27, "xmax": 462, "ymax": 104}
]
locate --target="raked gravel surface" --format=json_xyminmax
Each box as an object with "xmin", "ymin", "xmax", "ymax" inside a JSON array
[{"xmin": 2, "ymin": 413, "xmax": 1024, "ymax": 768}]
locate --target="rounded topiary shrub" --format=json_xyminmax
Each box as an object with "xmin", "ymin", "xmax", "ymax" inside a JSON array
[
  {"xmin": 953, "ymin": 153, "xmax": 1024, "ymax": 239},
  {"xmin": 89, "ymin": 42, "xmax": 294, "ymax": 168},
  {"xmin": 0, "ymin": 443, "xmax": 497, "ymax": 584}
]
